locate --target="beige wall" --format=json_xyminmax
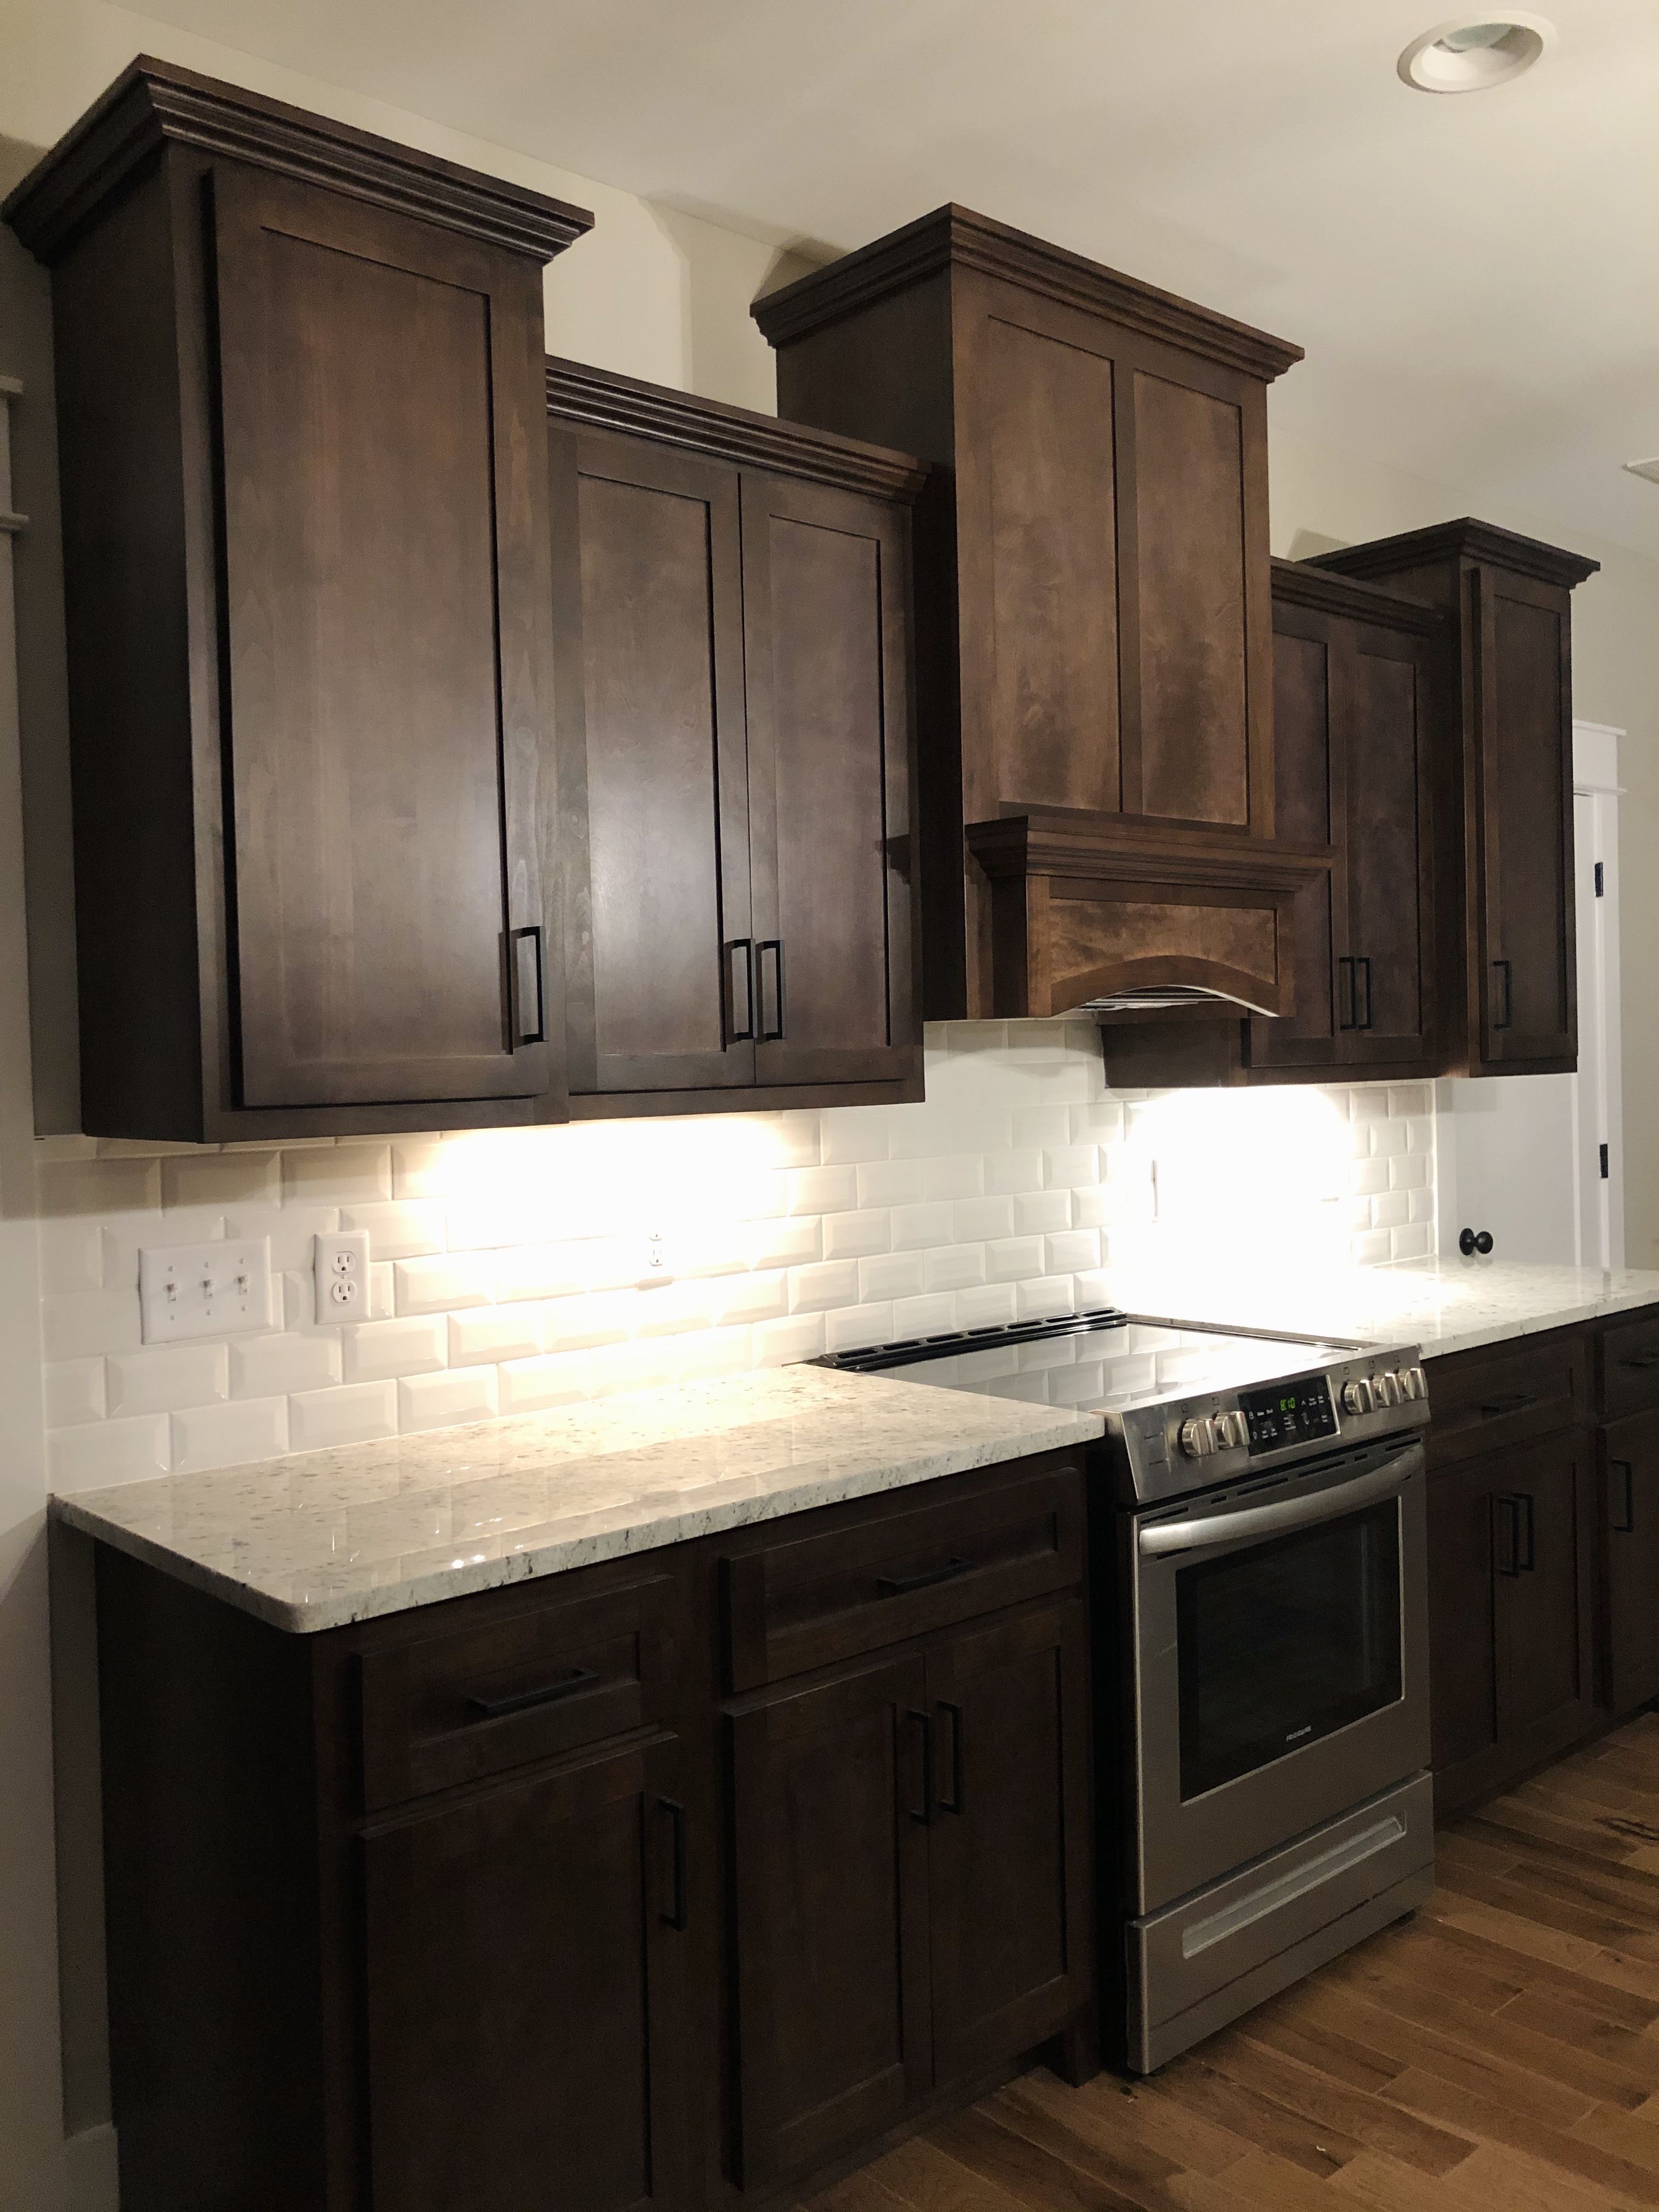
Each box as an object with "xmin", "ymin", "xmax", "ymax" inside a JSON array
[
  {"xmin": 1269, "ymin": 419, "xmax": 1659, "ymax": 1265},
  {"xmin": 1, "ymin": 1, "xmax": 1655, "ymax": 2199}
]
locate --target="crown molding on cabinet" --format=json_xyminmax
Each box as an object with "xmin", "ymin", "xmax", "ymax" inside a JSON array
[
  {"xmin": 1269, "ymin": 555, "xmax": 1449, "ymax": 635},
  {"xmin": 545, "ymin": 356, "xmax": 928, "ymax": 502},
  {"xmin": 753, "ymin": 202, "xmax": 1304, "ymax": 383},
  {"xmin": 2, "ymin": 55, "xmax": 596, "ymax": 266},
  {"xmin": 1311, "ymin": 517, "xmax": 1599, "ymax": 592}
]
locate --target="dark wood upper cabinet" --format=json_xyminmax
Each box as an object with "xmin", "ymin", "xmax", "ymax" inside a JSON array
[
  {"xmin": 754, "ymin": 205, "xmax": 1311, "ymax": 1021},
  {"xmin": 547, "ymin": 360, "xmax": 924, "ymax": 1116},
  {"xmin": 1313, "ymin": 521, "xmax": 1598, "ymax": 1077},
  {"xmin": 1245, "ymin": 562, "xmax": 1447, "ymax": 1082},
  {"xmin": 4, "ymin": 58, "xmax": 591, "ymax": 1139}
]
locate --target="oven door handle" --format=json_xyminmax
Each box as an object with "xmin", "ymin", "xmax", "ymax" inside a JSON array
[{"xmin": 1137, "ymin": 1455, "xmax": 1414, "ymax": 1559}]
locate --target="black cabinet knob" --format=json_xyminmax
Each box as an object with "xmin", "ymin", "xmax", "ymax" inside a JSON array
[{"xmin": 1459, "ymin": 1228, "xmax": 1495, "ymax": 1257}]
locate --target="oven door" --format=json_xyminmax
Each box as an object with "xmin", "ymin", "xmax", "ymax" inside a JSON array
[{"xmin": 1128, "ymin": 1438, "xmax": 1430, "ymax": 1915}]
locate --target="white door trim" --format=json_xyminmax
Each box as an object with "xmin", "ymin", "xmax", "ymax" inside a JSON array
[{"xmin": 1573, "ymin": 719, "xmax": 1624, "ymax": 1268}]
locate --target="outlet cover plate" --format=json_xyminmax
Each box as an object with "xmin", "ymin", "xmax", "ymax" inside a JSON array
[
  {"xmin": 314, "ymin": 1231, "xmax": 371, "ymax": 1319},
  {"xmin": 139, "ymin": 1239, "xmax": 273, "ymax": 1344}
]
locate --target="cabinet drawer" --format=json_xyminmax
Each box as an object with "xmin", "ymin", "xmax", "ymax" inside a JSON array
[
  {"xmin": 359, "ymin": 1574, "xmax": 676, "ymax": 1811},
  {"xmin": 1600, "ymin": 1310, "xmax": 1659, "ymax": 1423},
  {"xmin": 1425, "ymin": 1329, "xmax": 1589, "ymax": 1468},
  {"xmin": 723, "ymin": 1459, "xmax": 1085, "ymax": 1692}
]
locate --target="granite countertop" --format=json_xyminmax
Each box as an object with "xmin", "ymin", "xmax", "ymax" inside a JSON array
[
  {"xmin": 1114, "ymin": 1259, "xmax": 1659, "ymax": 1363},
  {"xmin": 52, "ymin": 1364, "xmax": 1105, "ymax": 1634}
]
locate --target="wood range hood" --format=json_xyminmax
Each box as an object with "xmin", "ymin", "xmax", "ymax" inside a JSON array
[{"xmin": 754, "ymin": 202, "xmax": 1317, "ymax": 1025}]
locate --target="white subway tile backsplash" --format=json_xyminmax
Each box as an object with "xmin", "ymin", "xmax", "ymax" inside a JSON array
[
  {"xmin": 823, "ymin": 1211, "xmax": 892, "ymax": 1261},
  {"xmin": 162, "ymin": 1150, "xmax": 280, "ymax": 1210},
  {"xmin": 34, "ymin": 1041, "xmax": 1434, "ymax": 1494},
  {"xmin": 447, "ymin": 1304, "xmax": 545, "ymax": 1367},
  {"xmin": 108, "ymin": 1343, "xmax": 229, "ymax": 1417},
  {"xmin": 287, "ymin": 1380, "xmax": 398, "ymax": 1452},
  {"xmin": 43, "ymin": 1290, "xmax": 144, "ymax": 1362},
  {"xmin": 398, "ymin": 1365, "xmax": 499, "ymax": 1434},
  {"xmin": 230, "ymin": 1331, "xmax": 343, "ymax": 1399},
  {"xmin": 284, "ymin": 1145, "xmax": 391, "ymax": 1205},
  {"xmin": 859, "ymin": 1251, "xmax": 926, "ymax": 1303},
  {"xmin": 49, "ymin": 1414, "xmax": 170, "ymax": 1490},
  {"xmin": 171, "ymin": 1397, "xmax": 288, "ymax": 1474},
  {"xmin": 343, "ymin": 1316, "xmax": 446, "ymax": 1383},
  {"xmin": 43, "ymin": 1359, "xmax": 106, "ymax": 1429},
  {"xmin": 393, "ymin": 1254, "xmax": 492, "ymax": 1314},
  {"xmin": 338, "ymin": 1200, "xmax": 446, "ymax": 1260}
]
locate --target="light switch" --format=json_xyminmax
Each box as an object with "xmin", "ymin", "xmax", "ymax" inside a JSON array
[{"xmin": 139, "ymin": 1239, "xmax": 273, "ymax": 1344}]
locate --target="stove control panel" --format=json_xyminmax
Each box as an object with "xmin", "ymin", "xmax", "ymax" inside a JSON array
[{"xmin": 1125, "ymin": 1345, "xmax": 1431, "ymax": 1502}]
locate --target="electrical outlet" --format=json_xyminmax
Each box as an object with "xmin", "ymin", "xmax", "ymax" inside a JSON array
[
  {"xmin": 139, "ymin": 1239, "xmax": 273, "ymax": 1344},
  {"xmin": 313, "ymin": 1231, "xmax": 371, "ymax": 1319}
]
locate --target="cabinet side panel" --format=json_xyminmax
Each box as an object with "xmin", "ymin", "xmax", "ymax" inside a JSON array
[
  {"xmin": 95, "ymin": 1549, "xmax": 326, "ymax": 2210},
  {"xmin": 1350, "ymin": 648, "xmax": 1425, "ymax": 1045},
  {"xmin": 1132, "ymin": 373, "xmax": 1248, "ymax": 826},
  {"xmin": 1250, "ymin": 624, "xmax": 1336, "ymax": 1062},
  {"xmin": 49, "ymin": 162, "xmax": 204, "ymax": 1137}
]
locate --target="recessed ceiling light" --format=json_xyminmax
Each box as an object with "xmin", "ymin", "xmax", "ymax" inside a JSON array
[
  {"xmin": 1398, "ymin": 14, "xmax": 1555, "ymax": 93},
  {"xmin": 1624, "ymin": 458, "xmax": 1659, "ymax": 487}
]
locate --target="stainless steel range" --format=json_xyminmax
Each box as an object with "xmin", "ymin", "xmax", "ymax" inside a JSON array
[{"xmin": 819, "ymin": 1308, "xmax": 1435, "ymax": 2072}]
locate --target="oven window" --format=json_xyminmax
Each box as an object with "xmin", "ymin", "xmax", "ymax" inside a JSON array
[{"xmin": 1176, "ymin": 1498, "xmax": 1402, "ymax": 1801}]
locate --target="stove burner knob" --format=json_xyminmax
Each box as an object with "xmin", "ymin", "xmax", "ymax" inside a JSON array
[
  {"xmin": 1375, "ymin": 1370, "xmax": 1403, "ymax": 1408},
  {"xmin": 1402, "ymin": 1364, "xmax": 1427, "ymax": 1402},
  {"xmin": 1342, "ymin": 1377, "xmax": 1375, "ymax": 1417},
  {"xmin": 1214, "ymin": 1410, "xmax": 1245, "ymax": 1450},
  {"xmin": 1179, "ymin": 1415, "xmax": 1217, "ymax": 1458}
]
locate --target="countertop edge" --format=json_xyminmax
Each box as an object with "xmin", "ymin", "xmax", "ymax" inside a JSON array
[{"xmin": 52, "ymin": 1407, "xmax": 1106, "ymax": 1634}]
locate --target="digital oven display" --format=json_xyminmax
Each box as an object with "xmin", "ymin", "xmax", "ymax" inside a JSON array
[{"xmin": 1239, "ymin": 1373, "xmax": 1338, "ymax": 1454}]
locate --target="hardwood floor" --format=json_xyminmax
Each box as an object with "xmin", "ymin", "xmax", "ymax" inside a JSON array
[{"xmin": 803, "ymin": 1713, "xmax": 1659, "ymax": 2212}]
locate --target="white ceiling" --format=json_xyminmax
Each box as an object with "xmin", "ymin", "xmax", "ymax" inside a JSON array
[{"xmin": 127, "ymin": 0, "xmax": 1659, "ymax": 558}]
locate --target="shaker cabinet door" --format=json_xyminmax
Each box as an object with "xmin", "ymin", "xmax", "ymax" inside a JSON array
[
  {"xmin": 1600, "ymin": 1411, "xmax": 1659, "ymax": 1717},
  {"xmin": 727, "ymin": 1654, "xmax": 933, "ymax": 2190},
  {"xmin": 1493, "ymin": 1430, "xmax": 1594, "ymax": 1773},
  {"xmin": 211, "ymin": 165, "xmax": 555, "ymax": 1111},
  {"xmin": 925, "ymin": 1599, "xmax": 1092, "ymax": 2088},
  {"xmin": 360, "ymin": 1734, "xmax": 692, "ymax": 2212},
  {"xmin": 1475, "ymin": 571, "xmax": 1577, "ymax": 1070},
  {"xmin": 741, "ymin": 472, "xmax": 918, "ymax": 1087},
  {"xmin": 1248, "ymin": 611, "xmax": 1341, "ymax": 1071},
  {"xmin": 551, "ymin": 426, "xmax": 755, "ymax": 1096},
  {"xmin": 1344, "ymin": 625, "xmax": 1437, "ymax": 1071}
]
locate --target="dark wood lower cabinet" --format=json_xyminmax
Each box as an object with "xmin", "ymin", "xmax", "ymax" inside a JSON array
[
  {"xmin": 728, "ymin": 1656, "xmax": 933, "ymax": 2188},
  {"xmin": 1600, "ymin": 1408, "xmax": 1659, "ymax": 1717},
  {"xmin": 926, "ymin": 1601, "xmax": 1092, "ymax": 2084},
  {"xmin": 362, "ymin": 1734, "xmax": 692, "ymax": 2212},
  {"xmin": 91, "ymin": 1449, "xmax": 1093, "ymax": 2212},
  {"xmin": 1427, "ymin": 1429, "xmax": 1594, "ymax": 1819}
]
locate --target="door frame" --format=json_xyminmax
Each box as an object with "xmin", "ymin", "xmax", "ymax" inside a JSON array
[{"xmin": 1572, "ymin": 720, "xmax": 1624, "ymax": 1269}]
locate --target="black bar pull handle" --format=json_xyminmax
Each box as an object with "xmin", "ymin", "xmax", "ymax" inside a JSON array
[
  {"xmin": 1356, "ymin": 955, "xmax": 1373, "ymax": 1032},
  {"xmin": 937, "ymin": 1701, "xmax": 965, "ymax": 1816},
  {"xmin": 1492, "ymin": 958, "xmax": 1514, "ymax": 1031},
  {"xmin": 1494, "ymin": 1494, "xmax": 1522, "ymax": 1577},
  {"xmin": 658, "ymin": 1798, "xmax": 687, "ymax": 1930},
  {"xmin": 1620, "ymin": 1355, "xmax": 1659, "ymax": 1372},
  {"xmin": 1612, "ymin": 1460, "xmax": 1637, "ymax": 1536},
  {"xmin": 1338, "ymin": 956, "xmax": 1356, "ymax": 1032},
  {"xmin": 1478, "ymin": 1390, "xmax": 1534, "ymax": 1419},
  {"xmin": 758, "ymin": 939, "xmax": 785, "ymax": 1042},
  {"xmin": 1516, "ymin": 1490, "xmax": 1536, "ymax": 1573},
  {"xmin": 727, "ymin": 938, "xmax": 755, "ymax": 1042},
  {"xmin": 906, "ymin": 1709, "xmax": 932, "ymax": 1825},
  {"xmin": 511, "ymin": 925, "xmax": 545, "ymax": 1047},
  {"xmin": 877, "ymin": 1554, "xmax": 970, "ymax": 1599},
  {"xmin": 465, "ymin": 1665, "xmax": 599, "ymax": 1723}
]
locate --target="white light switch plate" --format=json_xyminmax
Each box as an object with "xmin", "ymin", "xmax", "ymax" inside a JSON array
[
  {"xmin": 314, "ymin": 1230, "xmax": 370, "ymax": 1319},
  {"xmin": 139, "ymin": 1239, "xmax": 273, "ymax": 1344}
]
